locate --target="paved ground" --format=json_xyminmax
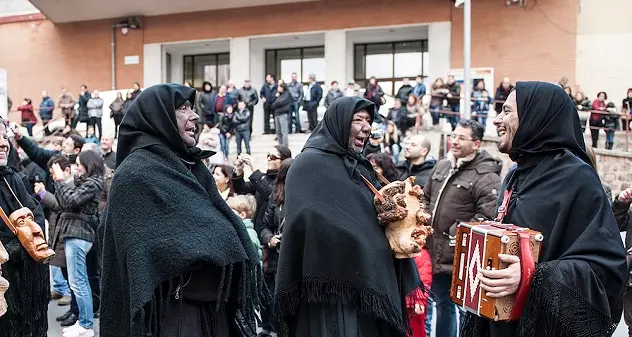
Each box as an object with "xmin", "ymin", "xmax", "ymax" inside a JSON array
[{"xmin": 47, "ymin": 300, "xmax": 630, "ymax": 337}]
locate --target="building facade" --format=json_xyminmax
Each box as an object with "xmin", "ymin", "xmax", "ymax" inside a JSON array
[{"xmin": 0, "ymin": 0, "xmax": 597, "ymax": 129}]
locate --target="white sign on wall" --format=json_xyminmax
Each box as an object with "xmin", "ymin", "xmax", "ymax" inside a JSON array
[{"xmin": 124, "ymin": 55, "xmax": 140, "ymax": 65}]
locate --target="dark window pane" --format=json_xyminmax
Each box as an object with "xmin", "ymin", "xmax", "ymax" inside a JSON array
[
  {"xmin": 265, "ymin": 50, "xmax": 276, "ymax": 78},
  {"xmin": 166, "ymin": 53, "xmax": 172, "ymax": 83},
  {"xmin": 303, "ymin": 46, "xmax": 324, "ymax": 59},
  {"xmin": 218, "ymin": 53, "xmax": 230, "ymax": 65},
  {"xmin": 183, "ymin": 56, "xmax": 193, "ymax": 86},
  {"xmin": 366, "ymin": 43, "xmax": 392, "ymax": 55},
  {"xmin": 354, "ymin": 45, "xmax": 365, "ymax": 81},
  {"xmin": 394, "ymin": 41, "xmax": 422, "ymax": 54}
]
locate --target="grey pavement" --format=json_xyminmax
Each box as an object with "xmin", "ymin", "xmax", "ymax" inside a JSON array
[
  {"xmin": 47, "ymin": 299, "xmax": 629, "ymax": 337},
  {"xmin": 48, "ymin": 302, "xmax": 99, "ymax": 337}
]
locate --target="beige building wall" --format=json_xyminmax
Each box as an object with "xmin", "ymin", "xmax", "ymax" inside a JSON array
[{"xmin": 577, "ymin": 0, "xmax": 632, "ymax": 105}]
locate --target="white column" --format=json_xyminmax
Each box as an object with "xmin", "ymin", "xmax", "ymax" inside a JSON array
[
  {"xmin": 324, "ymin": 30, "xmax": 347, "ymax": 86},
  {"xmin": 230, "ymin": 37, "xmax": 251, "ymax": 84},
  {"xmin": 428, "ymin": 22, "xmax": 452, "ymax": 82},
  {"xmin": 143, "ymin": 43, "xmax": 162, "ymax": 87}
]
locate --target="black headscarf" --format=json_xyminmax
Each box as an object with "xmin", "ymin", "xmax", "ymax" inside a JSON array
[
  {"xmin": 461, "ymin": 82, "xmax": 627, "ymax": 337},
  {"xmin": 509, "ymin": 81, "xmax": 591, "ymax": 165},
  {"xmin": 275, "ymin": 97, "xmax": 422, "ymax": 336},
  {"xmin": 115, "ymin": 84, "xmax": 211, "ymax": 167},
  {"xmin": 101, "ymin": 84, "xmax": 266, "ymax": 337},
  {"xmin": 303, "ymin": 96, "xmax": 377, "ymax": 179}
]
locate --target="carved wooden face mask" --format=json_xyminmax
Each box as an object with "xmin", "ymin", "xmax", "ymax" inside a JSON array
[
  {"xmin": 0, "ymin": 241, "xmax": 8, "ymax": 317},
  {"xmin": 374, "ymin": 176, "xmax": 434, "ymax": 259},
  {"xmin": 6, "ymin": 207, "xmax": 55, "ymax": 263}
]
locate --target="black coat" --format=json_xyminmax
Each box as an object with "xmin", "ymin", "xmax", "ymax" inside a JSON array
[
  {"xmin": 233, "ymin": 109, "xmax": 251, "ymax": 132},
  {"xmin": 232, "ymin": 170, "xmax": 277, "ymax": 234},
  {"xmin": 260, "ymin": 197, "xmax": 283, "ymax": 275},
  {"xmin": 397, "ymin": 158, "xmax": 437, "ymax": 188}
]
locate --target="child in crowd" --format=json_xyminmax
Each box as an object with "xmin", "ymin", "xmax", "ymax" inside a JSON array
[
  {"xmin": 227, "ymin": 195, "xmax": 262, "ymax": 264},
  {"xmin": 84, "ymin": 126, "xmax": 99, "ymax": 145},
  {"xmin": 407, "ymin": 246, "xmax": 432, "ymax": 337}
]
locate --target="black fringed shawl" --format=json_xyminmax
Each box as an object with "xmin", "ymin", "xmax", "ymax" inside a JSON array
[
  {"xmin": 99, "ymin": 84, "xmax": 267, "ymax": 337},
  {"xmin": 461, "ymin": 82, "xmax": 627, "ymax": 337},
  {"xmin": 275, "ymin": 97, "xmax": 423, "ymax": 337},
  {"xmin": 0, "ymin": 166, "xmax": 49, "ymax": 337}
]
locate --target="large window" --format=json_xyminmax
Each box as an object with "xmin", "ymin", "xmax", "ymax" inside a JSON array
[
  {"xmin": 354, "ymin": 40, "xmax": 429, "ymax": 96},
  {"xmin": 265, "ymin": 47, "xmax": 325, "ymax": 84},
  {"xmin": 183, "ymin": 53, "xmax": 230, "ymax": 90}
]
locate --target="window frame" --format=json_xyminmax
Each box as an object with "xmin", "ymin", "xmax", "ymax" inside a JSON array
[
  {"xmin": 353, "ymin": 40, "xmax": 429, "ymax": 96},
  {"xmin": 182, "ymin": 52, "xmax": 230, "ymax": 90},
  {"xmin": 264, "ymin": 46, "xmax": 326, "ymax": 86}
]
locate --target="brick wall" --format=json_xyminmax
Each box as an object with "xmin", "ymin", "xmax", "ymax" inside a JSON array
[
  {"xmin": 450, "ymin": 0, "xmax": 577, "ymax": 86},
  {"xmin": 0, "ymin": 0, "xmax": 577, "ymax": 123},
  {"xmin": 480, "ymin": 137, "xmax": 632, "ymax": 197}
]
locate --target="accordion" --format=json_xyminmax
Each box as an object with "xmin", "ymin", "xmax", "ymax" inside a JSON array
[{"xmin": 450, "ymin": 221, "xmax": 543, "ymax": 321}]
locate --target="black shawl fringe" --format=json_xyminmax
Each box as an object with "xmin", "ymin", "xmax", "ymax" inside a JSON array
[
  {"xmin": 274, "ymin": 276, "xmax": 421, "ymax": 337},
  {"xmin": 515, "ymin": 261, "xmax": 617, "ymax": 337},
  {"xmin": 460, "ymin": 261, "xmax": 618, "ymax": 337},
  {"xmin": 0, "ymin": 240, "xmax": 49, "ymax": 337}
]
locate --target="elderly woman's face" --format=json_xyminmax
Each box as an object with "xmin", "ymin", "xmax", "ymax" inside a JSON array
[
  {"xmin": 493, "ymin": 90, "xmax": 519, "ymax": 154},
  {"xmin": 176, "ymin": 102, "xmax": 199, "ymax": 147},
  {"xmin": 348, "ymin": 109, "xmax": 372, "ymax": 153}
]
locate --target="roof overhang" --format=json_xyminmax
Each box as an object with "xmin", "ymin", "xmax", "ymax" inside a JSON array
[{"xmin": 28, "ymin": 0, "xmax": 319, "ymax": 23}]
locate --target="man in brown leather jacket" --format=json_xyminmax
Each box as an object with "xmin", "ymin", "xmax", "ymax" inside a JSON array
[{"xmin": 420, "ymin": 119, "xmax": 502, "ymax": 337}]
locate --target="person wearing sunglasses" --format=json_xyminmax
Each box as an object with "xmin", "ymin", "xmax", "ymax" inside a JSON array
[{"xmin": 232, "ymin": 145, "xmax": 292, "ymax": 236}]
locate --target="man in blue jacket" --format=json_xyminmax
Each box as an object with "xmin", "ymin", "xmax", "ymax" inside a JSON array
[
  {"xmin": 303, "ymin": 73, "xmax": 322, "ymax": 132},
  {"xmin": 39, "ymin": 91, "xmax": 55, "ymax": 135}
]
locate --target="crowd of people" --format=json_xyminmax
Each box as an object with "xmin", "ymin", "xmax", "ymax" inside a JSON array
[{"xmin": 0, "ymin": 75, "xmax": 631, "ymax": 337}]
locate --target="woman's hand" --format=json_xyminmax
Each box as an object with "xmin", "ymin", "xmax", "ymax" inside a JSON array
[
  {"xmin": 34, "ymin": 182, "xmax": 46, "ymax": 195},
  {"xmin": 478, "ymin": 254, "xmax": 521, "ymax": 298},
  {"xmin": 269, "ymin": 235, "xmax": 281, "ymax": 248},
  {"xmin": 51, "ymin": 163, "xmax": 65, "ymax": 181},
  {"xmin": 619, "ymin": 186, "xmax": 632, "ymax": 203}
]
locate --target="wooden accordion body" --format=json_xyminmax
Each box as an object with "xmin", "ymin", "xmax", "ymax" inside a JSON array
[{"xmin": 450, "ymin": 221, "xmax": 543, "ymax": 321}]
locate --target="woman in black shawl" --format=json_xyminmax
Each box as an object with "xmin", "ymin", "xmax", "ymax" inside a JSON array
[
  {"xmin": 100, "ymin": 84, "xmax": 266, "ymax": 337},
  {"xmin": 0, "ymin": 121, "xmax": 49, "ymax": 337},
  {"xmin": 461, "ymin": 81, "xmax": 627, "ymax": 337},
  {"xmin": 275, "ymin": 96, "xmax": 423, "ymax": 337}
]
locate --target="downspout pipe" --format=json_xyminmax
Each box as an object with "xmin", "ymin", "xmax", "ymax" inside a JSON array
[
  {"xmin": 111, "ymin": 23, "xmax": 127, "ymax": 90},
  {"xmin": 111, "ymin": 26, "xmax": 116, "ymax": 90}
]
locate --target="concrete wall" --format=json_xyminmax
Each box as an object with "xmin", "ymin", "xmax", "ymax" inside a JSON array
[{"xmin": 576, "ymin": 0, "xmax": 632, "ymax": 105}]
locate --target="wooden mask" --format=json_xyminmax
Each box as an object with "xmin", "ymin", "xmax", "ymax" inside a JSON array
[
  {"xmin": 4, "ymin": 207, "xmax": 55, "ymax": 264},
  {"xmin": 374, "ymin": 176, "xmax": 434, "ymax": 259}
]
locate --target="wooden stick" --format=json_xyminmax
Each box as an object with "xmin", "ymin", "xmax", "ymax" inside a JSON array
[
  {"xmin": 360, "ymin": 174, "xmax": 386, "ymax": 204},
  {"xmin": 0, "ymin": 207, "xmax": 15, "ymax": 235}
]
